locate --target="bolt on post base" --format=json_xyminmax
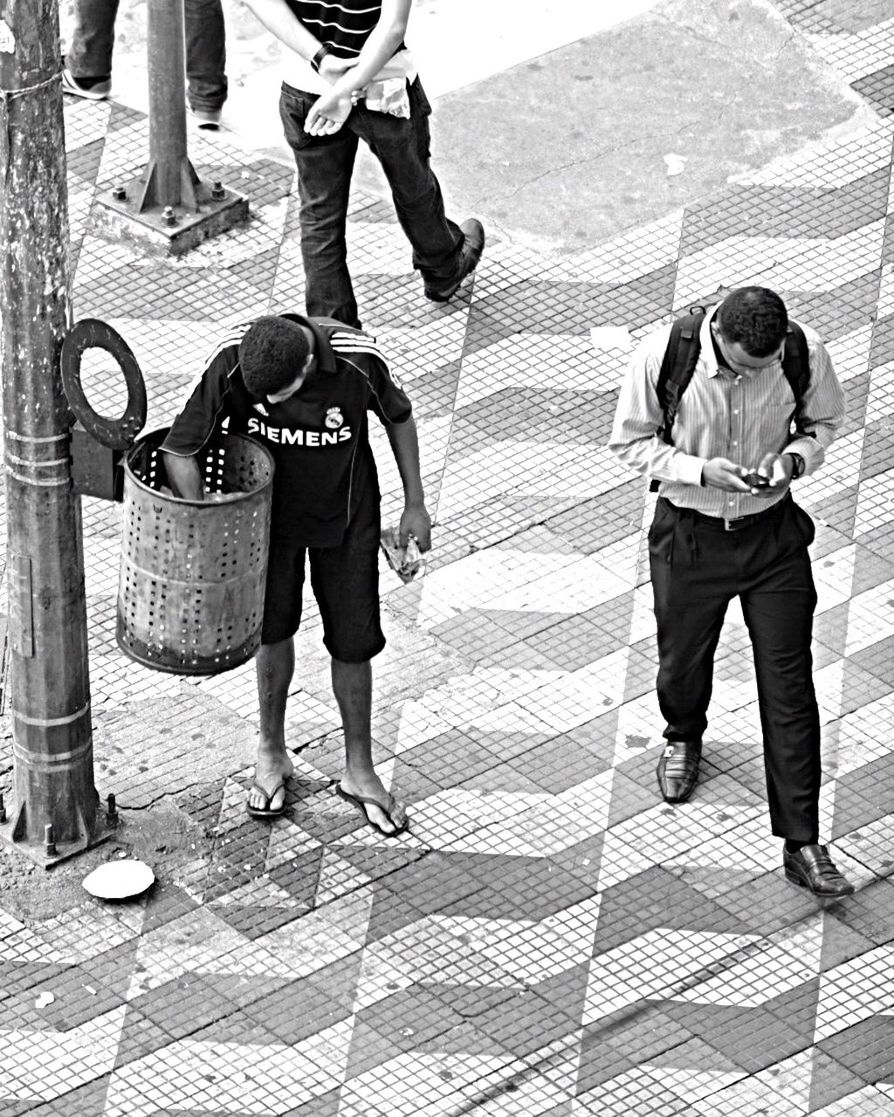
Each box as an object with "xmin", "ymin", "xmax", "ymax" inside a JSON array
[
  {"xmin": 94, "ymin": 176, "xmax": 249, "ymax": 257},
  {"xmin": 0, "ymin": 791, "xmax": 118, "ymax": 869}
]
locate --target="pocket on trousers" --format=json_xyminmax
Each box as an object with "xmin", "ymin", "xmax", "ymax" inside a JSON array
[
  {"xmin": 279, "ymin": 85, "xmax": 316, "ymax": 150},
  {"xmin": 648, "ymin": 507, "xmax": 676, "ymax": 566},
  {"xmin": 408, "ymin": 77, "xmax": 432, "ymax": 118},
  {"xmin": 791, "ymin": 501, "xmax": 816, "ymax": 547}
]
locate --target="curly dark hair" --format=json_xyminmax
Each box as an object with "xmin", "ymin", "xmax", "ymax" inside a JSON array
[
  {"xmin": 239, "ymin": 316, "xmax": 311, "ymax": 396},
  {"xmin": 717, "ymin": 287, "xmax": 788, "ymax": 358}
]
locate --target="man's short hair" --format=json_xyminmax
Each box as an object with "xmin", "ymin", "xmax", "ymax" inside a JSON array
[
  {"xmin": 717, "ymin": 287, "xmax": 788, "ymax": 357},
  {"xmin": 239, "ymin": 316, "xmax": 310, "ymax": 396}
]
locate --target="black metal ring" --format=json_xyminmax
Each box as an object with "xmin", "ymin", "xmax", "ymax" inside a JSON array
[{"xmin": 60, "ymin": 318, "xmax": 147, "ymax": 450}]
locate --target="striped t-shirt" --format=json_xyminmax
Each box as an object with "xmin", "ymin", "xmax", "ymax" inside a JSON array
[
  {"xmin": 285, "ymin": 0, "xmax": 402, "ymax": 56},
  {"xmin": 283, "ymin": 0, "xmax": 406, "ymax": 94}
]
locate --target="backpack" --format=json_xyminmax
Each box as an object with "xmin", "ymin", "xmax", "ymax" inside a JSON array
[{"xmin": 649, "ymin": 307, "xmax": 811, "ymax": 492}]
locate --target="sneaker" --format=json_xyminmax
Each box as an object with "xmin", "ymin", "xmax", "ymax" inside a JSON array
[
  {"xmin": 423, "ymin": 218, "xmax": 485, "ymax": 303},
  {"xmin": 61, "ymin": 67, "xmax": 111, "ymax": 101},
  {"xmin": 190, "ymin": 107, "xmax": 222, "ymax": 131}
]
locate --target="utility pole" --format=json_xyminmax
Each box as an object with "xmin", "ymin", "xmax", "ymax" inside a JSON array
[{"xmin": 0, "ymin": 0, "xmax": 111, "ymax": 863}]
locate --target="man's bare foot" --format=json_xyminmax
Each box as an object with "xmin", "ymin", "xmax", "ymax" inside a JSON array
[
  {"xmin": 247, "ymin": 747, "xmax": 295, "ymax": 815},
  {"xmin": 337, "ymin": 769, "xmax": 407, "ymax": 836}
]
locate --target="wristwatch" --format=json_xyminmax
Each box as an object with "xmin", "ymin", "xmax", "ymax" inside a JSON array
[
  {"xmin": 310, "ymin": 44, "xmax": 331, "ymax": 73},
  {"xmin": 786, "ymin": 452, "xmax": 805, "ymax": 480}
]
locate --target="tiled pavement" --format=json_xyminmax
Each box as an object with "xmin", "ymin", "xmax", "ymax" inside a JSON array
[{"xmin": 3, "ymin": 3, "xmax": 894, "ymax": 1116}]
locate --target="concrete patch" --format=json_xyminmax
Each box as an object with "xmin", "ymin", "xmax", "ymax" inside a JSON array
[
  {"xmin": 92, "ymin": 688, "xmax": 257, "ymax": 808},
  {"xmin": 417, "ymin": 0, "xmax": 865, "ymax": 253}
]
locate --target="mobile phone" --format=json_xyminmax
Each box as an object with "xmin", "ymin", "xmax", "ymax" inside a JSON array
[{"xmin": 743, "ymin": 471, "xmax": 770, "ymax": 488}]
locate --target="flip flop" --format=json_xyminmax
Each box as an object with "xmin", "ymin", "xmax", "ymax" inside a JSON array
[
  {"xmin": 335, "ymin": 783, "xmax": 409, "ymax": 838},
  {"xmin": 246, "ymin": 779, "xmax": 288, "ymax": 818}
]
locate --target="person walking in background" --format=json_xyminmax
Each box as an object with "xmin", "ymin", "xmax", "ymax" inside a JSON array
[
  {"xmin": 609, "ymin": 286, "xmax": 854, "ymax": 898},
  {"xmin": 243, "ymin": 0, "xmax": 484, "ymax": 328},
  {"xmin": 63, "ymin": 0, "xmax": 229, "ymax": 130},
  {"xmin": 162, "ymin": 314, "xmax": 431, "ymax": 834}
]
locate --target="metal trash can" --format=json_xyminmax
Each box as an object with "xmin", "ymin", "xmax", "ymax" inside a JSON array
[{"xmin": 116, "ymin": 428, "xmax": 274, "ymax": 674}]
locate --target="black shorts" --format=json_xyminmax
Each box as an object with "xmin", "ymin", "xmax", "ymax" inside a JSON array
[{"xmin": 261, "ymin": 499, "xmax": 384, "ymax": 661}]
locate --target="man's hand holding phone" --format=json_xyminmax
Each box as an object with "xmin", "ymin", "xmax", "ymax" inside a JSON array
[
  {"xmin": 745, "ymin": 452, "xmax": 796, "ymax": 497},
  {"xmin": 702, "ymin": 452, "xmax": 794, "ymax": 495}
]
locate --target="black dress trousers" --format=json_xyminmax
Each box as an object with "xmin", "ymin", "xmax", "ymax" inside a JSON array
[{"xmin": 648, "ymin": 495, "xmax": 821, "ymax": 841}]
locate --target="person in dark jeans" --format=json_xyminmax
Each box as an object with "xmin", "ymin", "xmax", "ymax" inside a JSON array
[
  {"xmin": 245, "ymin": 0, "xmax": 484, "ymax": 328},
  {"xmin": 63, "ymin": 0, "xmax": 228, "ymax": 129}
]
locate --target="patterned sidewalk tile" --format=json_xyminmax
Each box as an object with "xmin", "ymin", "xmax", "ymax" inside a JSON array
[{"xmin": 2, "ymin": 4, "xmax": 894, "ymax": 1115}]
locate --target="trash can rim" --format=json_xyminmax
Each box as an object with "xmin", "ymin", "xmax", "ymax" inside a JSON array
[{"xmin": 123, "ymin": 427, "xmax": 275, "ymax": 506}]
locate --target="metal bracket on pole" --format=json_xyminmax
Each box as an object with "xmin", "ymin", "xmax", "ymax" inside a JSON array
[
  {"xmin": 61, "ymin": 318, "xmax": 148, "ymax": 500},
  {"xmin": 133, "ymin": 156, "xmax": 200, "ymax": 215}
]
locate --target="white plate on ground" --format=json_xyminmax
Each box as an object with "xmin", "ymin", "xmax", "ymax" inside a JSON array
[{"xmin": 82, "ymin": 859, "xmax": 155, "ymax": 900}]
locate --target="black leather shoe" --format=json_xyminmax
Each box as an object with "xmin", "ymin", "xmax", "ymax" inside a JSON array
[
  {"xmin": 656, "ymin": 739, "xmax": 701, "ymax": 803},
  {"xmin": 424, "ymin": 218, "xmax": 485, "ymax": 302},
  {"xmin": 783, "ymin": 844, "xmax": 854, "ymax": 898}
]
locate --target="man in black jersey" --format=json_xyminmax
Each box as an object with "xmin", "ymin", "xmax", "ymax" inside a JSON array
[
  {"xmin": 244, "ymin": 0, "xmax": 484, "ymax": 327},
  {"xmin": 162, "ymin": 315, "xmax": 431, "ymax": 835}
]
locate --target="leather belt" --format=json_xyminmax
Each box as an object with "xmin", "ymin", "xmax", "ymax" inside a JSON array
[{"xmin": 661, "ymin": 494, "xmax": 790, "ymax": 533}]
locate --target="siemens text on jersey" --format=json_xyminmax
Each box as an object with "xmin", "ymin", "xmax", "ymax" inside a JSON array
[{"xmin": 246, "ymin": 416, "xmax": 353, "ymax": 446}]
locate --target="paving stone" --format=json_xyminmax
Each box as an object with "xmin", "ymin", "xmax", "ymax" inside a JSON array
[
  {"xmin": 12, "ymin": 1076, "xmax": 112, "ymax": 1116},
  {"xmin": 825, "ymin": 878, "xmax": 894, "ymax": 949},
  {"xmin": 592, "ymin": 867, "xmax": 744, "ymax": 956},
  {"xmin": 818, "ymin": 1015, "xmax": 894, "ymax": 1086},
  {"xmin": 659, "ymin": 999, "xmax": 814, "ymax": 1074},
  {"xmin": 807, "ymin": 1048, "xmax": 879, "ymax": 1115},
  {"xmin": 112, "ymin": 1008, "xmax": 178, "ymax": 1068}
]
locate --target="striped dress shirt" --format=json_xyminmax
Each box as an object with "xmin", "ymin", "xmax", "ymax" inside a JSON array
[{"xmin": 608, "ymin": 306, "xmax": 846, "ymax": 519}]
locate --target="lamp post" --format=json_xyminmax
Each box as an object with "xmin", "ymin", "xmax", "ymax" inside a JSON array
[{"xmin": 133, "ymin": 0, "xmax": 200, "ymax": 213}]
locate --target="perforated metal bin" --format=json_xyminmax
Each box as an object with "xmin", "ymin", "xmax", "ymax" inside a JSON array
[{"xmin": 116, "ymin": 429, "xmax": 274, "ymax": 674}]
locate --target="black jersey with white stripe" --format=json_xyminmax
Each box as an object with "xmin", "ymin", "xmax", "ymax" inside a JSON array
[
  {"xmin": 162, "ymin": 314, "xmax": 412, "ymax": 547},
  {"xmin": 284, "ymin": 0, "xmax": 405, "ymax": 57}
]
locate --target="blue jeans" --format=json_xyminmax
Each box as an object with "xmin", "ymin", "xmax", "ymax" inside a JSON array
[
  {"xmin": 279, "ymin": 79, "xmax": 463, "ymax": 328},
  {"xmin": 67, "ymin": 0, "xmax": 227, "ymax": 112}
]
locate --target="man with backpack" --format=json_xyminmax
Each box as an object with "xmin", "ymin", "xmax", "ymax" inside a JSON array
[{"xmin": 609, "ymin": 287, "xmax": 852, "ymax": 898}]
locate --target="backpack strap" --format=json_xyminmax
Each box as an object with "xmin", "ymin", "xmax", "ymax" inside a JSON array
[
  {"xmin": 656, "ymin": 311, "xmax": 706, "ymax": 445},
  {"xmin": 649, "ymin": 310, "xmax": 706, "ymax": 492},
  {"xmin": 781, "ymin": 321, "xmax": 814, "ymax": 439}
]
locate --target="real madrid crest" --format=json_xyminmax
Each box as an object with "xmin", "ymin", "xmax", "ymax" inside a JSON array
[{"xmin": 324, "ymin": 406, "xmax": 344, "ymax": 430}]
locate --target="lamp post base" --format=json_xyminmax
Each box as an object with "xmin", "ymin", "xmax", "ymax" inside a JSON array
[
  {"xmin": 94, "ymin": 175, "xmax": 249, "ymax": 257},
  {"xmin": 0, "ymin": 795, "xmax": 118, "ymax": 868}
]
